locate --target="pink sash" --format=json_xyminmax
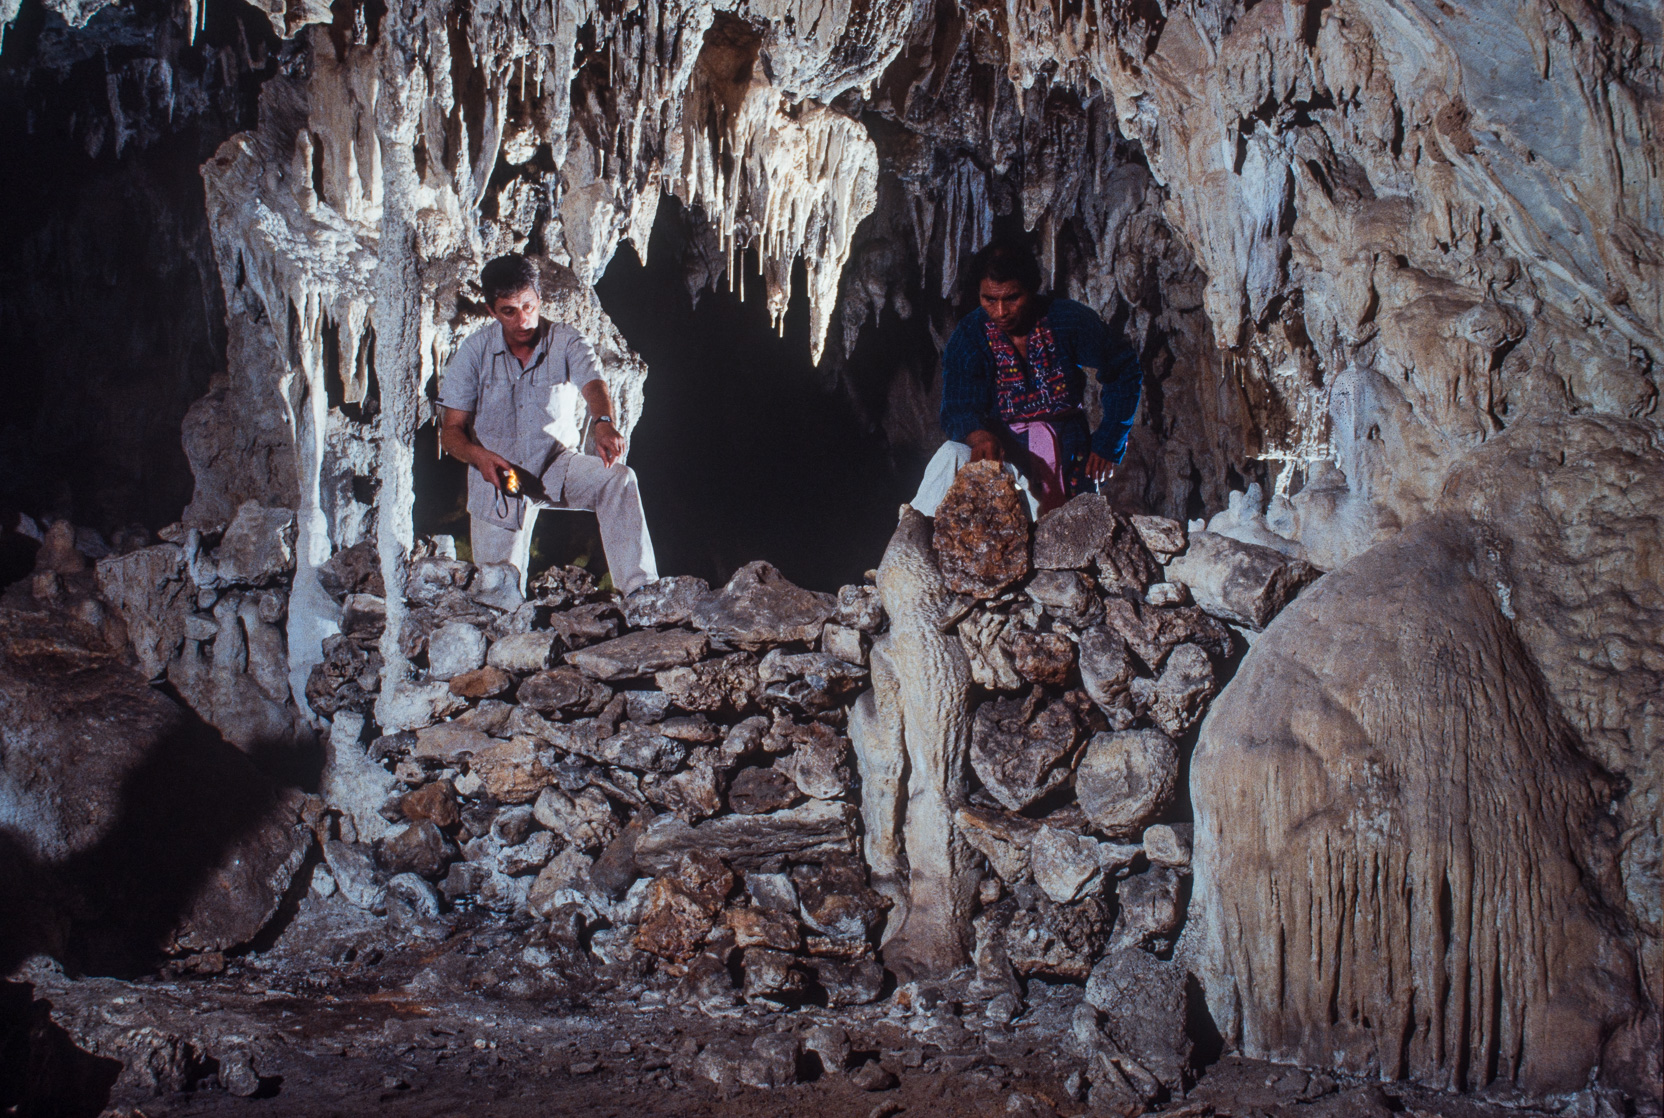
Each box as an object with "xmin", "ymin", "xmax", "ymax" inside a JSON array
[{"xmin": 1007, "ymin": 420, "xmax": 1068, "ymax": 514}]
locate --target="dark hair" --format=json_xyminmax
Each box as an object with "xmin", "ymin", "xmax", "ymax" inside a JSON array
[
  {"xmin": 965, "ymin": 238, "xmax": 1043, "ymax": 298},
  {"xmin": 481, "ymin": 254, "xmax": 540, "ymax": 306}
]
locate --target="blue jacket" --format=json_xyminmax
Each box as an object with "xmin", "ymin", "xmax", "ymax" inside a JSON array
[{"xmin": 940, "ymin": 298, "xmax": 1143, "ymax": 462}]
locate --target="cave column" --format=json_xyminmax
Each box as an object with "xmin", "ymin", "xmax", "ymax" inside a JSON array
[{"xmin": 370, "ymin": 0, "xmax": 429, "ymax": 719}]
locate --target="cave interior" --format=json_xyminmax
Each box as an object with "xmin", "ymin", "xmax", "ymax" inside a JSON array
[{"xmin": 0, "ymin": 0, "xmax": 1660, "ymax": 1111}]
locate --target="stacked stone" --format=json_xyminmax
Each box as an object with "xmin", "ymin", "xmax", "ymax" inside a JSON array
[
  {"xmin": 306, "ymin": 542, "xmax": 891, "ymax": 1008},
  {"xmin": 930, "ymin": 470, "xmax": 1319, "ymax": 993}
]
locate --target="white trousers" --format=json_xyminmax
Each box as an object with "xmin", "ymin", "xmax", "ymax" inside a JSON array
[
  {"xmin": 471, "ymin": 451, "xmax": 659, "ymax": 594},
  {"xmin": 910, "ymin": 441, "xmax": 1041, "ymax": 520}
]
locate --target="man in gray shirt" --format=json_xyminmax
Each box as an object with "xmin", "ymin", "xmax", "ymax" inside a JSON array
[{"xmin": 438, "ymin": 254, "xmax": 658, "ymax": 593}]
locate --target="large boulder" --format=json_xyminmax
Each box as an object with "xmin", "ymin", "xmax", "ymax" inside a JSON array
[{"xmin": 1192, "ymin": 509, "xmax": 1654, "ymax": 1102}]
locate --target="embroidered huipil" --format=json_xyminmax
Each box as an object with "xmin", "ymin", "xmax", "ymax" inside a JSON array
[{"xmin": 939, "ymin": 297, "xmax": 1143, "ymax": 500}]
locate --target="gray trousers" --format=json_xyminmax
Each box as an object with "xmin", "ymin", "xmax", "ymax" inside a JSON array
[{"xmin": 471, "ymin": 450, "xmax": 658, "ymax": 594}]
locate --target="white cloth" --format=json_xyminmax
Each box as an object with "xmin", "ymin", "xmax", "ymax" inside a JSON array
[
  {"xmin": 470, "ymin": 449, "xmax": 659, "ymax": 594},
  {"xmin": 910, "ymin": 441, "xmax": 1041, "ymax": 520}
]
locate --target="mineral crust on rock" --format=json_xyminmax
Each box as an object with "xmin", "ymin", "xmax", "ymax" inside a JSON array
[{"xmin": 931, "ymin": 460, "xmax": 1030, "ymax": 598}]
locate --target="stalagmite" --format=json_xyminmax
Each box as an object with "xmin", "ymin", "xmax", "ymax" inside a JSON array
[{"xmin": 867, "ymin": 508, "xmax": 979, "ymax": 980}]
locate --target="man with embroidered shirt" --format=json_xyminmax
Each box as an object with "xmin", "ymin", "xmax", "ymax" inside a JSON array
[
  {"xmin": 438, "ymin": 253, "xmax": 658, "ymax": 593},
  {"xmin": 913, "ymin": 238, "xmax": 1143, "ymax": 516}
]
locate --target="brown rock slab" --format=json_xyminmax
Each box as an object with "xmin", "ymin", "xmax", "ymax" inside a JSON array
[
  {"xmin": 544, "ymin": 602, "xmax": 621, "ymax": 651},
  {"xmin": 316, "ymin": 538, "xmax": 384, "ymax": 602},
  {"xmin": 468, "ymin": 736, "xmax": 555, "ymax": 803},
  {"xmin": 724, "ymin": 906, "xmax": 801, "ymax": 950},
  {"xmin": 634, "ymin": 800, "xmax": 858, "ymax": 873},
  {"xmin": 1129, "ymin": 515, "xmax": 1187, "ymax": 559},
  {"xmin": 1076, "ymin": 729, "xmax": 1180, "ymax": 839},
  {"xmin": 1078, "ymin": 625, "xmax": 1137, "ymax": 711},
  {"xmin": 1002, "ymin": 629, "xmax": 1075, "ymax": 687},
  {"xmin": 931, "ymin": 459, "xmax": 1030, "ymax": 597},
  {"xmin": 412, "ymin": 722, "xmax": 496, "ymax": 761},
  {"xmin": 636, "ymin": 850, "xmax": 735, "ymax": 961},
  {"xmin": 377, "ymin": 820, "xmax": 453, "ymax": 880},
  {"xmin": 1136, "ymin": 642, "xmax": 1217, "ymax": 736},
  {"xmin": 777, "ymin": 726, "xmax": 852, "ymax": 800},
  {"xmin": 1111, "ymin": 865, "xmax": 1185, "ymax": 950},
  {"xmin": 741, "ymin": 948, "xmax": 805, "ymax": 1002},
  {"xmin": 691, "ymin": 561, "xmax": 837, "ymax": 649},
  {"xmin": 1003, "ymin": 895, "xmax": 1109, "ymax": 981},
  {"xmin": 955, "ymin": 805, "xmax": 1041, "ymax": 883},
  {"xmin": 833, "ymin": 584, "xmax": 885, "ymax": 632},
  {"xmin": 813, "ymin": 957, "xmax": 886, "ymax": 1006},
  {"xmin": 515, "ymin": 666, "xmax": 611, "ymax": 716},
  {"xmin": 400, "ymin": 780, "xmax": 459, "ymax": 828},
  {"xmin": 448, "ymin": 665, "xmax": 511, "ymax": 699},
  {"xmin": 793, "ymin": 854, "xmax": 888, "ymax": 938},
  {"xmin": 533, "ymin": 785, "xmax": 618, "ymax": 852},
  {"xmin": 565, "ymin": 628, "xmax": 708, "ymax": 681},
  {"xmin": 485, "ymin": 631, "xmax": 560, "ymax": 673},
  {"xmin": 1086, "ymin": 947, "xmax": 1194, "ymax": 1092},
  {"xmin": 644, "ymin": 761, "xmax": 723, "ymax": 822},
  {"xmin": 622, "ymin": 575, "xmax": 714, "ymax": 628},
  {"xmin": 1102, "ymin": 594, "xmax": 1232, "ymax": 671},
  {"xmin": 728, "ymin": 765, "xmax": 803, "ymax": 815}
]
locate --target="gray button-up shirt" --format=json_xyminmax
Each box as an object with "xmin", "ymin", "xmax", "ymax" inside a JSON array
[{"xmin": 438, "ymin": 320, "xmax": 601, "ymax": 528}]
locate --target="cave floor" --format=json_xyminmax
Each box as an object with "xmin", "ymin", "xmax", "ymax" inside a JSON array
[{"xmin": 17, "ymin": 898, "xmax": 1565, "ymax": 1118}]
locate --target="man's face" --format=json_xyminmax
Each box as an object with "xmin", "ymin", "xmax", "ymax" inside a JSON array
[
  {"xmin": 488, "ymin": 287, "xmax": 542, "ymax": 345},
  {"xmin": 979, "ymin": 278, "xmax": 1035, "ymax": 336}
]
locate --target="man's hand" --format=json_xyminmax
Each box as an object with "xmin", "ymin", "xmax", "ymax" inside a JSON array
[
  {"xmin": 440, "ymin": 407, "xmax": 516, "ymax": 492},
  {"xmin": 471, "ymin": 446, "xmax": 517, "ymax": 492},
  {"xmin": 1084, "ymin": 452, "xmax": 1115, "ymax": 485},
  {"xmin": 966, "ymin": 429, "xmax": 1003, "ymax": 464},
  {"xmin": 593, "ymin": 420, "xmax": 625, "ymax": 468}
]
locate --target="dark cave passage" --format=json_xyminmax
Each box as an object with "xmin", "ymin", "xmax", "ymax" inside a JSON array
[
  {"xmin": 0, "ymin": 0, "xmax": 279, "ymax": 540},
  {"xmin": 594, "ymin": 196, "xmax": 925, "ymax": 594}
]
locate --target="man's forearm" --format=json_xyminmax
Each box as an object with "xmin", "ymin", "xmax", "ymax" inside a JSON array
[{"xmin": 580, "ymin": 379, "xmax": 613, "ymax": 419}]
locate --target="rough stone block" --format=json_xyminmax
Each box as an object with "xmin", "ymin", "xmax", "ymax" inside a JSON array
[
  {"xmin": 1031, "ymin": 494, "xmax": 1160, "ymax": 591},
  {"xmin": 691, "ymin": 561, "xmax": 837, "ymax": 649},
  {"xmin": 634, "ymin": 800, "xmax": 857, "ymax": 873},
  {"xmin": 622, "ymin": 575, "xmax": 713, "ymax": 628},
  {"xmin": 1031, "ymin": 824, "xmax": 1104, "ymax": 903},
  {"xmin": 426, "ymin": 621, "xmax": 488, "ymax": 680},
  {"xmin": 1163, "ymin": 531, "xmax": 1320, "ymax": 630},
  {"xmin": 821, "ymin": 621, "xmax": 869, "ymax": 665},
  {"xmin": 468, "ymin": 736, "xmax": 555, "ymax": 803},
  {"xmin": 1129, "ymin": 515, "xmax": 1186, "ymax": 559},
  {"xmin": 1076, "ymin": 729, "xmax": 1180, "ymax": 839},
  {"xmin": 655, "ymin": 652, "xmax": 761, "ymax": 713},
  {"xmin": 486, "ymin": 631, "xmax": 559, "ymax": 673},
  {"xmin": 970, "ymin": 688, "xmax": 1085, "ymax": 811},
  {"xmin": 565, "ymin": 628, "xmax": 708, "ymax": 681}
]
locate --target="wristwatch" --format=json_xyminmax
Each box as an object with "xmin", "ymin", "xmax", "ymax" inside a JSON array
[{"xmin": 593, "ymin": 414, "xmax": 614, "ymax": 427}]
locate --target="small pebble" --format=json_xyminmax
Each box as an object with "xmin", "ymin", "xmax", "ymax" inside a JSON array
[{"xmin": 569, "ymin": 1059, "xmax": 600, "ymax": 1075}]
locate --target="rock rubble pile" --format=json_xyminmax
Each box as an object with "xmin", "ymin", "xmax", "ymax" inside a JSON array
[{"xmin": 299, "ymin": 485, "xmax": 1320, "ymax": 1034}]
